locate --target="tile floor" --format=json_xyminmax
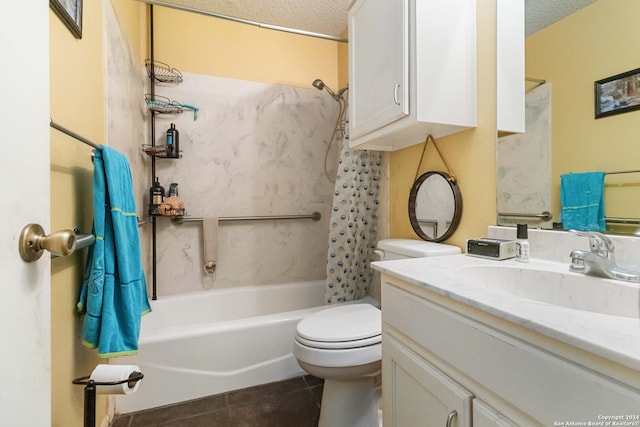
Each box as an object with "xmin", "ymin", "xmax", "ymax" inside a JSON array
[{"xmin": 110, "ymin": 375, "xmax": 323, "ymax": 427}]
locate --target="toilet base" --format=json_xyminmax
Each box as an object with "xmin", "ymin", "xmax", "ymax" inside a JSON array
[{"xmin": 318, "ymin": 376, "xmax": 379, "ymax": 427}]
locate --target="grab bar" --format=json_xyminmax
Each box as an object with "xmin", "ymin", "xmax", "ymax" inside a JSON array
[
  {"xmin": 605, "ymin": 217, "xmax": 640, "ymax": 225},
  {"xmin": 172, "ymin": 212, "xmax": 322, "ymax": 223},
  {"xmin": 497, "ymin": 211, "xmax": 552, "ymax": 221}
]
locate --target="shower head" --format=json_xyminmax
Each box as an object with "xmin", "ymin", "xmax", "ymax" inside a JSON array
[{"xmin": 312, "ymin": 78, "xmax": 342, "ymax": 102}]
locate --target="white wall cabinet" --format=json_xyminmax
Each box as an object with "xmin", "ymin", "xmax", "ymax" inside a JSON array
[
  {"xmin": 382, "ymin": 275, "xmax": 640, "ymax": 425},
  {"xmin": 348, "ymin": 0, "xmax": 477, "ymax": 151}
]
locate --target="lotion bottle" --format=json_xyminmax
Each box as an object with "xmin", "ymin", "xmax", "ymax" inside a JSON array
[{"xmin": 516, "ymin": 223, "xmax": 530, "ymax": 263}]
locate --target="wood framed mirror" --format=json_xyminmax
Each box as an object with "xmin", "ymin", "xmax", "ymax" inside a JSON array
[{"xmin": 408, "ymin": 171, "xmax": 462, "ymax": 242}]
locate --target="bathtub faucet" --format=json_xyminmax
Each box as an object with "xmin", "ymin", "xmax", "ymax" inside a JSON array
[{"xmin": 569, "ymin": 230, "xmax": 640, "ymax": 282}]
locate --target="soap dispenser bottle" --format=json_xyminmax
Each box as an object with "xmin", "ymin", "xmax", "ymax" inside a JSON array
[
  {"xmin": 515, "ymin": 223, "xmax": 530, "ymax": 263},
  {"xmin": 166, "ymin": 123, "xmax": 179, "ymax": 158}
]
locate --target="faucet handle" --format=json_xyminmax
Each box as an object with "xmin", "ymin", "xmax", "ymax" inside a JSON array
[{"xmin": 570, "ymin": 230, "xmax": 615, "ymax": 254}]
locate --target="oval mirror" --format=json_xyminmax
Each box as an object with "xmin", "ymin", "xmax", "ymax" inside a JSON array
[{"xmin": 408, "ymin": 171, "xmax": 463, "ymax": 242}]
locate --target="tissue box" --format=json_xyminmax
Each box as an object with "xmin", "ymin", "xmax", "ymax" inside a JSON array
[{"xmin": 466, "ymin": 238, "xmax": 516, "ymax": 260}]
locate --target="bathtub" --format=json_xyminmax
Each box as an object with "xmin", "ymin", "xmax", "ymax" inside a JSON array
[{"xmin": 113, "ymin": 280, "xmax": 328, "ymax": 414}]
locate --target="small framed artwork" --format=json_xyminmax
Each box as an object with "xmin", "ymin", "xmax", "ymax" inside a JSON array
[
  {"xmin": 595, "ymin": 67, "xmax": 640, "ymax": 119},
  {"xmin": 50, "ymin": 0, "xmax": 83, "ymax": 39}
]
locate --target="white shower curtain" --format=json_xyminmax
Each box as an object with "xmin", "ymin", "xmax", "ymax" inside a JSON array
[{"xmin": 325, "ymin": 115, "xmax": 383, "ymax": 303}]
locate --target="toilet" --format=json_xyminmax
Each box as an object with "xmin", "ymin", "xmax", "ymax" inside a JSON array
[{"xmin": 294, "ymin": 238, "xmax": 460, "ymax": 427}]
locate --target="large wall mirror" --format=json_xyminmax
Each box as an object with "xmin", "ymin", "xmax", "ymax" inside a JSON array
[
  {"xmin": 498, "ymin": 0, "xmax": 640, "ymax": 235},
  {"xmin": 409, "ymin": 172, "xmax": 462, "ymax": 242}
]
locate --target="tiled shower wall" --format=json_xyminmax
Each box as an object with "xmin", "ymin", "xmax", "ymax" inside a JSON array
[
  {"xmin": 152, "ymin": 75, "xmax": 340, "ymax": 295},
  {"xmin": 106, "ymin": 1, "xmax": 342, "ymax": 296}
]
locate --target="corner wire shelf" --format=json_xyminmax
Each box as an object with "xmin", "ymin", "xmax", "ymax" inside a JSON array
[
  {"xmin": 145, "ymin": 94, "xmax": 184, "ymax": 114},
  {"xmin": 141, "ymin": 144, "xmax": 182, "ymax": 159},
  {"xmin": 144, "ymin": 94, "xmax": 199, "ymax": 120},
  {"xmin": 145, "ymin": 59, "xmax": 183, "ymax": 83}
]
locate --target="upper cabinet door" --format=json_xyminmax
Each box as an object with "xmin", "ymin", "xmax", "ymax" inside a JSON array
[
  {"xmin": 348, "ymin": 0, "xmax": 477, "ymax": 151},
  {"xmin": 348, "ymin": 0, "xmax": 409, "ymax": 141}
]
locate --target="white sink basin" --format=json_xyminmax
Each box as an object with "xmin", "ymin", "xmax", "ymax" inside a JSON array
[{"xmin": 459, "ymin": 264, "xmax": 640, "ymax": 318}]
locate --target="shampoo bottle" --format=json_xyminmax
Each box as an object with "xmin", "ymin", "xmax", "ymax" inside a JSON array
[
  {"xmin": 166, "ymin": 123, "xmax": 179, "ymax": 158},
  {"xmin": 516, "ymin": 223, "xmax": 530, "ymax": 263},
  {"xmin": 149, "ymin": 177, "xmax": 165, "ymax": 214}
]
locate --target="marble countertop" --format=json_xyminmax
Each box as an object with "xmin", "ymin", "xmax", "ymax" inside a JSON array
[{"xmin": 372, "ymin": 254, "xmax": 640, "ymax": 372}]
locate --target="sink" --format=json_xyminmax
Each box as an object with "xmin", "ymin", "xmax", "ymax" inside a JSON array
[{"xmin": 459, "ymin": 264, "xmax": 640, "ymax": 318}]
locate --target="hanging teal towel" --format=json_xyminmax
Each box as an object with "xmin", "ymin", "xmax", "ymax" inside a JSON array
[
  {"xmin": 77, "ymin": 146, "xmax": 151, "ymax": 358},
  {"xmin": 559, "ymin": 171, "xmax": 606, "ymax": 231}
]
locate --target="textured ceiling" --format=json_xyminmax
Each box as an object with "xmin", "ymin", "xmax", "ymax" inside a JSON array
[
  {"xmin": 525, "ymin": 0, "xmax": 598, "ymax": 35},
  {"xmin": 145, "ymin": 0, "xmax": 599, "ymax": 39}
]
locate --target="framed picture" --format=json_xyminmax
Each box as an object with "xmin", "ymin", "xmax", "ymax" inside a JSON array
[
  {"xmin": 50, "ymin": 0, "xmax": 83, "ymax": 39},
  {"xmin": 594, "ymin": 67, "xmax": 640, "ymax": 119}
]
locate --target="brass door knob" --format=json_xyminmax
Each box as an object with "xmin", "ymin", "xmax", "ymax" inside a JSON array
[{"xmin": 19, "ymin": 223, "xmax": 77, "ymax": 262}]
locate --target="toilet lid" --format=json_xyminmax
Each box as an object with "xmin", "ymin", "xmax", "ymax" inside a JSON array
[{"xmin": 296, "ymin": 304, "xmax": 381, "ymax": 343}]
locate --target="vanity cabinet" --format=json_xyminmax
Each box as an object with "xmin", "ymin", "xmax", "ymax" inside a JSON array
[
  {"xmin": 473, "ymin": 400, "xmax": 518, "ymax": 427},
  {"xmin": 348, "ymin": 0, "xmax": 477, "ymax": 151},
  {"xmin": 383, "ymin": 333, "xmax": 472, "ymax": 426},
  {"xmin": 381, "ymin": 274, "xmax": 640, "ymax": 425}
]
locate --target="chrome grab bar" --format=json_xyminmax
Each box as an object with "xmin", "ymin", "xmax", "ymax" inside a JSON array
[
  {"xmin": 497, "ymin": 211, "xmax": 552, "ymax": 221},
  {"xmin": 173, "ymin": 212, "xmax": 321, "ymax": 223}
]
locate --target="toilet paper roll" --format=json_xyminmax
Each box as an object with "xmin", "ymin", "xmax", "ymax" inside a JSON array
[{"xmin": 89, "ymin": 364, "xmax": 142, "ymax": 395}]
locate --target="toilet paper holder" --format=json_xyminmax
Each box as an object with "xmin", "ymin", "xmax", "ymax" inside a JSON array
[{"xmin": 73, "ymin": 371, "xmax": 144, "ymax": 427}]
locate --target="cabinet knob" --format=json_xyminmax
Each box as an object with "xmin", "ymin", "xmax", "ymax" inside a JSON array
[
  {"xmin": 394, "ymin": 83, "xmax": 401, "ymax": 105},
  {"xmin": 446, "ymin": 409, "xmax": 457, "ymax": 427}
]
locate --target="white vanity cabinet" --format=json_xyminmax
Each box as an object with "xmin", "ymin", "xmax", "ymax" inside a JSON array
[
  {"xmin": 383, "ymin": 333, "xmax": 473, "ymax": 426},
  {"xmin": 473, "ymin": 400, "xmax": 519, "ymax": 427},
  {"xmin": 381, "ymin": 274, "xmax": 640, "ymax": 425},
  {"xmin": 348, "ymin": 0, "xmax": 477, "ymax": 151}
]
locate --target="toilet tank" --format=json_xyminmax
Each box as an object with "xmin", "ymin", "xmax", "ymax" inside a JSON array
[{"xmin": 376, "ymin": 238, "xmax": 460, "ymax": 260}]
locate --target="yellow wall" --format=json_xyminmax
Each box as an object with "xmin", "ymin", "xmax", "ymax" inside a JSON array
[
  {"xmin": 526, "ymin": 0, "xmax": 640, "ymax": 225},
  {"xmin": 152, "ymin": 6, "xmax": 341, "ymax": 90},
  {"xmin": 389, "ymin": 0, "xmax": 498, "ymax": 248},
  {"xmin": 49, "ymin": 2, "xmax": 341, "ymax": 424},
  {"xmin": 50, "ymin": 0, "xmax": 107, "ymax": 425}
]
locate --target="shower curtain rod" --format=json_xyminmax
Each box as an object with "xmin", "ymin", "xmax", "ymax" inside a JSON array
[
  {"xmin": 50, "ymin": 118, "xmax": 102, "ymax": 151},
  {"xmin": 137, "ymin": 0, "xmax": 348, "ymax": 43}
]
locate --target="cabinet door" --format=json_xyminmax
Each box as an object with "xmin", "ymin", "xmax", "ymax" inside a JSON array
[
  {"xmin": 348, "ymin": 0, "xmax": 409, "ymax": 140},
  {"xmin": 383, "ymin": 334, "xmax": 472, "ymax": 427},
  {"xmin": 473, "ymin": 399, "xmax": 519, "ymax": 427}
]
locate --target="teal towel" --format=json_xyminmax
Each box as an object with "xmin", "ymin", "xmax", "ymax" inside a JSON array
[
  {"xmin": 559, "ymin": 172, "xmax": 606, "ymax": 231},
  {"xmin": 77, "ymin": 146, "xmax": 151, "ymax": 358}
]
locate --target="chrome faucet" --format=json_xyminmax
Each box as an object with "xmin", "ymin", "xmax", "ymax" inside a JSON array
[{"xmin": 569, "ymin": 230, "xmax": 640, "ymax": 282}]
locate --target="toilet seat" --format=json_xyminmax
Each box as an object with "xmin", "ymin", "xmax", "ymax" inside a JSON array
[
  {"xmin": 295, "ymin": 334, "xmax": 381, "ymax": 350},
  {"xmin": 295, "ymin": 304, "xmax": 381, "ymax": 345}
]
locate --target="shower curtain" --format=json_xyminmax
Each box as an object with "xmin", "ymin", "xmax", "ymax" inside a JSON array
[{"xmin": 325, "ymin": 114, "xmax": 383, "ymax": 303}]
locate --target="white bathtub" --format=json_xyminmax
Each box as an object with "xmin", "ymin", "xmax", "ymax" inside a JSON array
[{"xmin": 113, "ymin": 280, "xmax": 328, "ymax": 414}]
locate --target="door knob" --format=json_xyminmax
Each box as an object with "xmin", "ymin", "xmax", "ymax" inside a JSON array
[{"xmin": 19, "ymin": 223, "xmax": 77, "ymax": 262}]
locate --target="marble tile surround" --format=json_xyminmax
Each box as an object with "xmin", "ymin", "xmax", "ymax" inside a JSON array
[
  {"xmin": 497, "ymin": 83, "xmax": 552, "ymax": 229},
  {"xmin": 104, "ymin": 2, "xmax": 391, "ymax": 297},
  {"xmin": 148, "ymin": 74, "xmax": 343, "ymax": 295}
]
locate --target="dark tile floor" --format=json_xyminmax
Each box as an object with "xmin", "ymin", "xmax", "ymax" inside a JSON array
[{"xmin": 110, "ymin": 375, "xmax": 323, "ymax": 427}]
